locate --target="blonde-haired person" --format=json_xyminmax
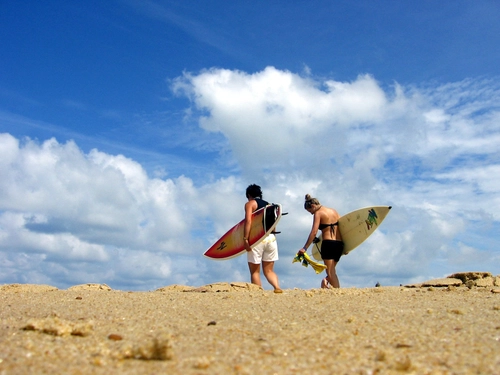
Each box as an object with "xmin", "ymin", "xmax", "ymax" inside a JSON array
[{"xmin": 297, "ymin": 194, "xmax": 343, "ymax": 288}]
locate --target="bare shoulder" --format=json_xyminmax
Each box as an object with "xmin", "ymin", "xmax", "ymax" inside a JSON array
[
  {"xmin": 245, "ymin": 199, "xmax": 258, "ymax": 212},
  {"xmin": 326, "ymin": 206, "xmax": 340, "ymax": 221}
]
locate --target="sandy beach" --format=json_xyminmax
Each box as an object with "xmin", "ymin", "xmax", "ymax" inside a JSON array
[{"xmin": 1, "ymin": 276, "xmax": 499, "ymax": 374}]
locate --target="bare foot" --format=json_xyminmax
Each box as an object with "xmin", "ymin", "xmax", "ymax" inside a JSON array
[{"xmin": 321, "ymin": 277, "xmax": 330, "ymax": 289}]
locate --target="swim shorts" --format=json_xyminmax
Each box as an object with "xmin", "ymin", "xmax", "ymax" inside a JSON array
[
  {"xmin": 321, "ymin": 240, "xmax": 344, "ymax": 262},
  {"xmin": 247, "ymin": 234, "xmax": 279, "ymax": 264}
]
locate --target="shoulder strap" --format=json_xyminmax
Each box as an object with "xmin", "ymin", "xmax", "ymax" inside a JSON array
[{"xmin": 254, "ymin": 198, "xmax": 269, "ymax": 210}]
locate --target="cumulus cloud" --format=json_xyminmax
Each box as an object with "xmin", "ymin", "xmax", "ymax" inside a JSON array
[
  {"xmin": 173, "ymin": 67, "xmax": 391, "ymax": 174},
  {"xmin": 1, "ymin": 67, "xmax": 499, "ymax": 289},
  {"xmin": 0, "ymin": 134, "xmax": 223, "ymax": 289},
  {"xmin": 173, "ymin": 67, "xmax": 499, "ymax": 286}
]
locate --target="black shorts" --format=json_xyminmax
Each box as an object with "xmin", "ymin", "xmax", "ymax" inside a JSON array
[{"xmin": 321, "ymin": 240, "xmax": 344, "ymax": 262}]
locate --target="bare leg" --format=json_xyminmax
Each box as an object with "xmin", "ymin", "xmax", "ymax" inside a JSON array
[
  {"xmin": 323, "ymin": 259, "xmax": 340, "ymax": 288},
  {"xmin": 262, "ymin": 261, "xmax": 281, "ymax": 291},
  {"xmin": 248, "ymin": 263, "xmax": 262, "ymax": 286}
]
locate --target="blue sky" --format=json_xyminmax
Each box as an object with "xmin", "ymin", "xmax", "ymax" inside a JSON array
[{"xmin": 1, "ymin": 1, "xmax": 499, "ymax": 290}]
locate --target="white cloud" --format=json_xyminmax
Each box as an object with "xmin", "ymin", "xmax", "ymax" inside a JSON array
[
  {"xmin": 1, "ymin": 67, "xmax": 499, "ymax": 289},
  {"xmin": 173, "ymin": 67, "xmax": 500, "ymax": 286},
  {"xmin": 173, "ymin": 68, "xmax": 391, "ymax": 174},
  {"xmin": 0, "ymin": 212, "xmax": 109, "ymax": 262}
]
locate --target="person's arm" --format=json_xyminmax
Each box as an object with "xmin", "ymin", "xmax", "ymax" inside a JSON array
[
  {"xmin": 298, "ymin": 212, "xmax": 321, "ymax": 254},
  {"xmin": 243, "ymin": 200, "xmax": 256, "ymax": 252}
]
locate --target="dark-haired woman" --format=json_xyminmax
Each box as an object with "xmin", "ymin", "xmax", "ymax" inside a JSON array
[
  {"xmin": 298, "ymin": 194, "xmax": 343, "ymax": 288},
  {"xmin": 243, "ymin": 184, "xmax": 282, "ymax": 293}
]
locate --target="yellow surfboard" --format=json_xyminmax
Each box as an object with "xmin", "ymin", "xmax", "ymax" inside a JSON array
[{"xmin": 311, "ymin": 206, "xmax": 392, "ymax": 261}]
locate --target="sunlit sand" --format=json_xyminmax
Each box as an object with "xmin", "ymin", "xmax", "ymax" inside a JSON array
[{"xmin": 1, "ymin": 273, "xmax": 499, "ymax": 374}]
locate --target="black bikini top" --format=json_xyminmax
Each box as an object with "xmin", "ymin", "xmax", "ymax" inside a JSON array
[{"xmin": 319, "ymin": 222, "xmax": 338, "ymax": 230}]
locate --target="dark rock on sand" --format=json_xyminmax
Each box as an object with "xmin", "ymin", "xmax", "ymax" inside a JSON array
[{"xmin": 405, "ymin": 271, "xmax": 500, "ymax": 288}]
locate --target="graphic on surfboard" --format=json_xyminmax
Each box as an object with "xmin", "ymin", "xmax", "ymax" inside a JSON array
[
  {"xmin": 311, "ymin": 206, "xmax": 392, "ymax": 261},
  {"xmin": 204, "ymin": 204, "xmax": 283, "ymax": 260}
]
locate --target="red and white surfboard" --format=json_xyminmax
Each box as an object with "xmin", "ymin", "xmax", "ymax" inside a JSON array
[{"xmin": 204, "ymin": 204, "xmax": 282, "ymax": 260}]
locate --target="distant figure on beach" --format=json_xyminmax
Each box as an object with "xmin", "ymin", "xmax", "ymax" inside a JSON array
[
  {"xmin": 298, "ymin": 194, "xmax": 343, "ymax": 288},
  {"xmin": 243, "ymin": 184, "xmax": 282, "ymax": 293}
]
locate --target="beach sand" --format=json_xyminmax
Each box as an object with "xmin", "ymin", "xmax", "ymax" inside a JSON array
[{"xmin": 1, "ymin": 281, "xmax": 499, "ymax": 374}]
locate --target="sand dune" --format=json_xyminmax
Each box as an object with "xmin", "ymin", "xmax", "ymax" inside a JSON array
[{"xmin": 1, "ymin": 274, "xmax": 499, "ymax": 374}]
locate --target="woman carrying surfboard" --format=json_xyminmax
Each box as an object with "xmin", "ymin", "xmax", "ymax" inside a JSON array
[
  {"xmin": 298, "ymin": 194, "xmax": 343, "ymax": 288},
  {"xmin": 243, "ymin": 184, "xmax": 282, "ymax": 293}
]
